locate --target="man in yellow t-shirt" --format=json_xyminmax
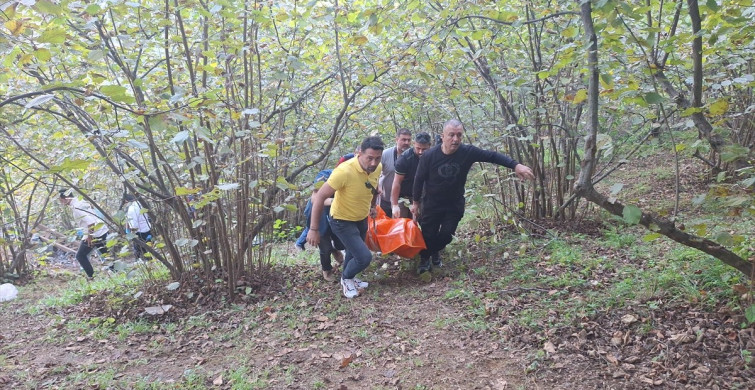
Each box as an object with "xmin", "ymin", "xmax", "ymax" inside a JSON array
[{"xmin": 307, "ymin": 136, "xmax": 384, "ymax": 298}]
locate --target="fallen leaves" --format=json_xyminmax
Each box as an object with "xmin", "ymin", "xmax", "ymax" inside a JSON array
[
  {"xmin": 543, "ymin": 341, "xmax": 556, "ymax": 354},
  {"xmin": 620, "ymin": 314, "xmax": 638, "ymax": 325}
]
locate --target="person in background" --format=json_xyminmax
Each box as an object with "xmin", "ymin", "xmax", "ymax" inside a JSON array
[
  {"xmin": 295, "ymin": 153, "xmax": 355, "ymax": 251},
  {"xmin": 124, "ymin": 193, "xmax": 152, "ymax": 261},
  {"xmin": 412, "ymin": 119, "xmax": 535, "ymax": 274},
  {"xmin": 310, "ymin": 171, "xmax": 345, "ymax": 282},
  {"xmin": 58, "ymin": 189, "xmax": 109, "ymax": 279},
  {"xmin": 390, "ymin": 131, "xmax": 432, "ymax": 218},
  {"xmin": 307, "ymin": 136, "xmax": 384, "ymax": 298},
  {"xmin": 378, "ymin": 128, "xmax": 412, "ymax": 217}
]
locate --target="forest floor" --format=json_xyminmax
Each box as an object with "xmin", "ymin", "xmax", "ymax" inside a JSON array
[{"xmin": 1, "ymin": 151, "xmax": 753, "ymax": 389}]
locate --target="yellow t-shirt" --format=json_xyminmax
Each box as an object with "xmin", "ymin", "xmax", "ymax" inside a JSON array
[{"xmin": 327, "ymin": 157, "xmax": 382, "ymax": 221}]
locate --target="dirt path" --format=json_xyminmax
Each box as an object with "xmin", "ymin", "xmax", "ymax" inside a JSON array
[
  {"xmin": 0, "ymin": 259, "xmax": 534, "ymax": 389},
  {"xmin": 2, "ymin": 235, "xmax": 752, "ymax": 389}
]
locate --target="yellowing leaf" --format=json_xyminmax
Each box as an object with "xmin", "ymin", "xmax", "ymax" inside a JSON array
[
  {"xmin": 680, "ymin": 107, "xmax": 703, "ymax": 117},
  {"xmin": 19, "ymin": 53, "xmax": 34, "ymax": 65},
  {"xmin": 708, "ymin": 99, "xmax": 728, "ymax": 116},
  {"xmin": 573, "ymin": 89, "xmax": 587, "ymax": 104},
  {"xmin": 4, "ymin": 20, "xmax": 25, "ymax": 36},
  {"xmin": 175, "ymin": 187, "xmax": 201, "ymax": 196},
  {"xmin": 39, "ymin": 28, "xmax": 66, "ymax": 44},
  {"xmin": 353, "ymin": 35, "xmax": 368, "ymax": 45}
]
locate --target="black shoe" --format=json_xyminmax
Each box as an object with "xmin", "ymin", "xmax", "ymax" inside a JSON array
[
  {"xmin": 431, "ymin": 253, "xmax": 442, "ymax": 268},
  {"xmin": 417, "ymin": 258, "xmax": 431, "ymax": 274}
]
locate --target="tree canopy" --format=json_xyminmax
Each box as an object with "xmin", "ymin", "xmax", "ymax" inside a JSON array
[{"xmin": 1, "ymin": 0, "xmax": 753, "ymax": 284}]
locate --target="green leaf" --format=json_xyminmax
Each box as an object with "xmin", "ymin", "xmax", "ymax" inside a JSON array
[
  {"xmin": 745, "ymin": 304, "xmax": 755, "ymax": 325},
  {"xmin": 33, "ymin": 48, "xmax": 51, "ymax": 62},
  {"xmin": 644, "ymin": 92, "xmax": 665, "ymax": 104},
  {"xmin": 714, "ymin": 231, "xmax": 734, "ymax": 246},
  {"xmin": 86, "ymin": 50, "xmax": 104, "ymax": 61},
  {"xmin": 35, "ymin": 0, "xmax": 63, "ymax": 15},
  {"xmin": 642, "ymin": 233, "xmax": 662, "ymax": 242},
  {"xmin": 721, "ymin": 144, "xmax": 749, "ymax": 163},
  {"xmin": 48, "ymin": 158, "xmax": 90, "ymax": 173},
  {"xmin": 172, "ymin": 130, "xmax": 189, "ymax": 143},
  {"xmin": 39, "ymin": 28, "xmax": 66, "ymax": 44},
  {"xmin": 148, "ymin": 115, "xmax": 167, "ymax": 132},
  {"xmin": 706, "ymin": 0, "xmax": 720, "ymax": 11},
  {"xmin": 600, "ymin": 73, "xmax": 613, "ymax": 88},
  {"xmin": 100, "ymin": 85, "xmax": 127, "ymax": 99},
  {"xmin": 622, "ymin": 205, "xmax": 642, "ymax": 225}
]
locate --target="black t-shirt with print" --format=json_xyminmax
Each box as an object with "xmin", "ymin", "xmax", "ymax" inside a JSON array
[{"xmin": 413, "ymin": 144, "xmax": 518, "ymax": 208}]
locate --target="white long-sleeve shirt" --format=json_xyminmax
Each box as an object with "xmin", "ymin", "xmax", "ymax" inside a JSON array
[
  {"xmin": 126, "ymin": 201, "xmax": 151, "ymax": 233},
  {"xmin": 70, "ymin": 198, "xmax": 108, "ymax": 238}
]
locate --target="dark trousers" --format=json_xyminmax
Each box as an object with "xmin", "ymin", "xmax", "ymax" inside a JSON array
[
  {"xmin": 329, "ymin": 218, "xmax": 370, "ymax": 280},
  {"xmin": 418, "ymin": 200, "xmax": 464, "ymax": 260},
  {"xmin": 380, "ymin": 198, "xmax": 411, "ymax": 218},
  {"xmin": 75, "ymin": 233, "xmax": 109, "ymax": 277},
  {"xmin": 318, "ymin": 220, "xmax": 345, "ymax": 271},
  {"xmin": 133, "ymin": 231, "xmax": 152, "ymax": 259},
  {"xmin": 379, "ymin": 199, "xmax": 392, "ymax": 219}
]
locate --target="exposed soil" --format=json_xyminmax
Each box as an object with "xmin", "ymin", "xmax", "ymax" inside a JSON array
[{"xmin": 2, "ymin": 237, "xmax": 753, "ymax": 389}]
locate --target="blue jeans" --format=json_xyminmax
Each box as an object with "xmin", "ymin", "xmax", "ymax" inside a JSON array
[
  {"xmin": 329, "ymin": 218, "xmax": 371, "ymax": 280},
  {"xmin": 295, "ymin": 228, "xmax": 308, "ymax": 248}
]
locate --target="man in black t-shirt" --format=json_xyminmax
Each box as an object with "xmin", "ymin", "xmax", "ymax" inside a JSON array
[
  {"xmin": 411, "ymin": 119, "xmax": 535, "ymax": 273},
  {"xmin": 390, "ymin": 132, "xmax": 432, "ymax": 218}
]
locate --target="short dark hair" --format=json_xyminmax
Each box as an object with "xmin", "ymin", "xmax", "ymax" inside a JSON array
[
  {"xmin": 59, "ymin": 189, "xmax": 74, "ymax": 198},
  {"xmin": 360, "ymin": 136, "xmax": 385, "ymax": 152},
  {"xmin": 415, "ymin": 132, "xmax": 431, "ymax": 145},
  {"xmin": 124, "ymin": 194, "xmax": 136, "ymax": 202},
  {"xmin": 397, "ymin": 128, "xmax": 411, "ymax": 137}
]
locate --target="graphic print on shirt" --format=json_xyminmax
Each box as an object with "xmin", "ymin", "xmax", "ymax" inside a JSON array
[{"xmin": 437, "ymin": 162, "xmax": 461, "ymax": 180}]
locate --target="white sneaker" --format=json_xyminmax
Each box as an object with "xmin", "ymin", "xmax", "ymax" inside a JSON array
[
  {"xmin": 341, "ymin": 278, "xmax": 359, "ymax": 298},
  {"xmin": 353, "ymin": 277, "xmax": 369, "ymax": 289}
]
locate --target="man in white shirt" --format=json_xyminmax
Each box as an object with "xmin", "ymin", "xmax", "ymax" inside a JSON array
[
  {"xmin": 58, "ymin": 189, "xmax": 109, "ymax": 278},
  {"xmin": 124, "ymin": 193, "xmax": 152, "ymax": 261}
]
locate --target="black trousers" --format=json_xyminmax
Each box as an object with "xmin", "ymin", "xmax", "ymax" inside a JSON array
[
  {"xmin": 418, "ymin": 199, "xmax": 464, "ymax": 260},
  {"xmin": 318, "ymin": 229, "xmax": 345, "ymax": 272},
  {"xmin": 75, "ymin": 233, "xmax": 109, "ymax": 277},
  {"xmin": 133, "ymin": 231, "xmax": 152, "ymax": 259}
]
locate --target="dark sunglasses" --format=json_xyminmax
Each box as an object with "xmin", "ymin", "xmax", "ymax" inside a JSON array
[{"xmin": 364, "ymin": 181, "xmax": 378, "ymax": 196}]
